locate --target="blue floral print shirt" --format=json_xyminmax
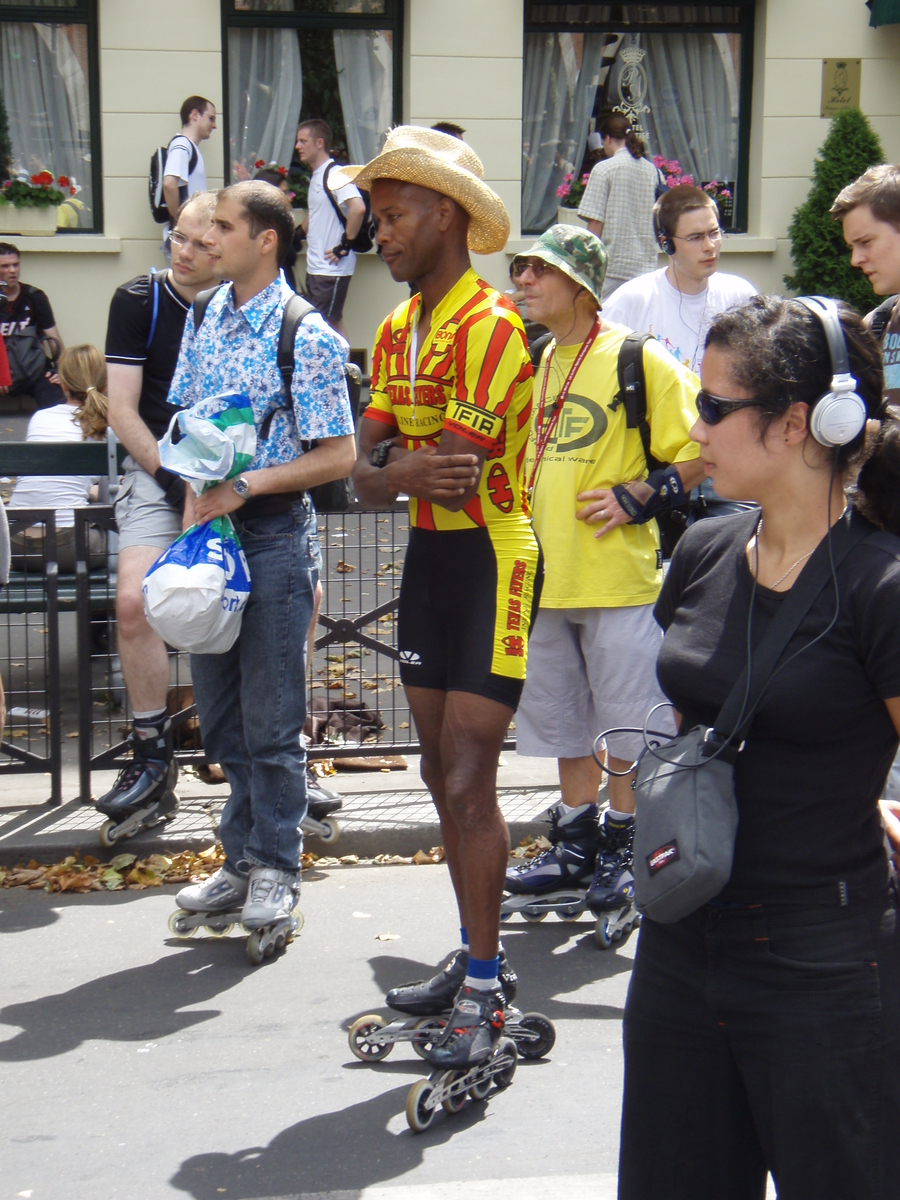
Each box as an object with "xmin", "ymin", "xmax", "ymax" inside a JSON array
[{"xmin": 167, "ymin": 273, "xmax": 355, "ymax": 470}]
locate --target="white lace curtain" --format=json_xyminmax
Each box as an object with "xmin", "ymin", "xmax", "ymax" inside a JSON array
[
  {"xmin": 227, "ymin": 26, "xmax": 303, "ymax": 179},
  {"xmin": 0, "ymin": 22, "xmax": 93, "ymax": 223},
  {"xmin": 333, "ymin": 29, "xmax": 392, "ymax": 166}
]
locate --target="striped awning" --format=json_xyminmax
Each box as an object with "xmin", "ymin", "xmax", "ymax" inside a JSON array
[{"xmin": 868, "ymin": 0, "xmax": 900, "ymax": 26}]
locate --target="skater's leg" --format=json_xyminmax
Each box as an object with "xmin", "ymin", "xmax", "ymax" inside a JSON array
[
  {"xmin": 558, "ymin": 755, "xmax": 602, "ymax": 808},
  {"xmin": 116, "ymin": 545, "xmax": 171, "ymax": 713}
]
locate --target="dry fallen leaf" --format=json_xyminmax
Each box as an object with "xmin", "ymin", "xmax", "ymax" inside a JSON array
[
  {"xmin": 376, "ymin": 932, "xmax": 400, "ymax": 941},
  {"xmin": 336, "ymin": 560, "xmax": 355, "ymax": 573}
]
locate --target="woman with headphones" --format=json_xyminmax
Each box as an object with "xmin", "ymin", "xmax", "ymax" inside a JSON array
[{"xmin": 618, "ymin": 294, "xmax": 900, "ymax": 1200}]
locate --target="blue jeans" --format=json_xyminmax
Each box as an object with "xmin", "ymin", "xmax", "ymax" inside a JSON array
[
  {"xmin": 190, "ymin": 498, "xmax": 320, "ymax": 874},
  {"xmin": 619, "ymin": 891, "xmax": 900, "ymax": 1199}
]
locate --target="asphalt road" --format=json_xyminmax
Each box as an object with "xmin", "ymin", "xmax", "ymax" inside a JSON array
[{"xmin": 1, "ymin": 863, "xmax": 635, "ymax": 1200}]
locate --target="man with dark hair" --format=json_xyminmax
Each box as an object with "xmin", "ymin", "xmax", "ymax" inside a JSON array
[
  {"xmin": 96, "ymin": 192, "xmax": 219, "ymax": 831},
  {"xmin": 431, "ymin": 122, "xmax": 466, "ymax": 139},
  {"xmin": 161, "ymin": 96, "xmax": 216, "ymax": 259},
  {"xmin": 295, "ymin": 119, "xmax": 366, "ymax": 338},
  {"xmin": 171, "ymin": 180, "xmax": 356, "ymax": 931},
  {"xmin": 350, "ymin": 127, "xmax": 540, "ymax": 1069},
  {"xmin": 0, "ymin": 242, "xmax": 65, "ymax": 407}
]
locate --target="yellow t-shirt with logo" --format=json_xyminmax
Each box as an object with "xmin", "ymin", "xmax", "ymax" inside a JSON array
[
  {"xmin": 365, "ymin": 268, "xmax": 534, "ymax": 533},
  {"xmin": 528, "ymin": 322, "xmax": 700, "ymax": 608}
]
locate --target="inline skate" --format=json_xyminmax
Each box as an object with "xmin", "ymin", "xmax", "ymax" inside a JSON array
[
  {"xmin": 95, "ymin": 721, "xmax": 179, "ymax": 848},
  {"xmin": 501, "ymin": 802, "xmax": 599, "ymax": 924},
  {"xmin": 585, "ymin": 813, "xmax": 641, "ymax": 949},
  {"xmin": 168, "ymin": 865, "xmax": 303, "ymax": 965},
  {"xmin": 301, "ymin": 769, "xmax": 342, "ymax": 845}
]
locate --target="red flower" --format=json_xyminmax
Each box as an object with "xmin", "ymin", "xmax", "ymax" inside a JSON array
[
  {"xmin": 70, "ymin": 186, "xmax": 76, "ymax": 195},
  {"xmin": 58, "ymin": 175, "xmax": 70, "ymax": 187},
  {"xmin": 36, "ymin": 170, "xmax": 54, "ymax": 185},
  {"xmin": 31, "ymin": 174, "xmax": 42, "ymax": 184},
  {"xmin": 277, "ymin": 166, "xmax": 287, "ymax": 176},
  {"xmin": 254, "ymin": 159, "xmax": 266, "ymax": 168}
]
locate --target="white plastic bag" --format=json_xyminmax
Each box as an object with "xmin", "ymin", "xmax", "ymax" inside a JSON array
[
  {"xmin": 142, "ymin": 515, "xmax": 251, "ymax": 654},
  {"xmin": 158, "ymin": 392, "xmax": 256, "ymax": 489}
]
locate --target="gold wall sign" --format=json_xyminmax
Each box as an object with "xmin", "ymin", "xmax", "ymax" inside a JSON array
[{"xmin": 821, "ymin": 59, "xmax": 861, "ymax": 117}]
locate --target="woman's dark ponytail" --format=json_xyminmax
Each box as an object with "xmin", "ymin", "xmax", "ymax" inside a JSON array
[
  {"xmin": 598, "ymin": 113, "xmax": 647, "ymax": 160},
  {"xmin": 853, "ymin": 408, "xmax": 900, "ymax": 536}
]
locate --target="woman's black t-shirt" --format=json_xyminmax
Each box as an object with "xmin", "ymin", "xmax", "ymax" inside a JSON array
[{"xmin": 654, "ymin": 510, "xmax": 900, "ymax": 902}]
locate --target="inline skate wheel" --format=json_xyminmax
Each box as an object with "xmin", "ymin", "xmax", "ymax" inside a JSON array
[
  {"xmin": 98, "ymin": 819, "xmax": 119, "ymax": 849},
  {"xmin": 558, "ymin": 908, "xmax": 582, "ymax": 923},
  {"xmin": 204, "ymin": 922, "xmax": 234, "ymax": 938},
  {"xmin": 499, "ymin": 910, "xmax": 512, "ymax": 923},
  {"xmin": 522, "ymin": 910, "xmax": 547, "ymax": 924},
  {"xmin": 167, "ymin": 909, "xmax": 197, "ymax": 938},
  {"xmin": 440, "ymin": 1071, "xmax": 467, "ymax": 1115},
  {"xmin": 468, "ymin": 1075, "xmax": 492, "ymax": 1101},
  {"xmin": 317, "ymin": 816, "xmax": 341, "ymax": 845},
  {"xmin": 406, "ymin": 1078, "xmax": 436, "ymax": 1132},
  {"xmin": 515, "ymin": 1013, "xmax": 556, "ymax": 1059},
  {"xmin": 246, "ymin": 930, "xmax": 265, "ymax": 965},
  {"xmin": 411, "ymin": 1017, "xmax": 447, "ymax": 1060},
  {"xmin": 493, "ymin": 1037, "xmax": 518, "ymax": 1090},
  {"xmin": 594, "ymin": 916, "xmax": 614, "ymax": 949},
  {"xmin": 348, "ymin": 1014, "xmax": 393, "ymax": 1062}
]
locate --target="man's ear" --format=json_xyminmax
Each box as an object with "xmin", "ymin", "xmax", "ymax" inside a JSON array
[{"xmin": 259, "ymin": 227, "xmax": 280, "ymax": 258}]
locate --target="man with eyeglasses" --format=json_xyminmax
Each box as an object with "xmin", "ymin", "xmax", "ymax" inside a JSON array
[{"xmin": 98, "ymin": 191, "xmax": 219, "ymax": 820}]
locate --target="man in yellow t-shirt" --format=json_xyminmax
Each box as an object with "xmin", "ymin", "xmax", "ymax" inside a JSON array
[
  {"xmin": 349, "ymin": 127, "xmax": 540, "ymax": 1070},
  {"xmin": 504, "ymin": 224, "xmax": 704, "ymax": 923}
]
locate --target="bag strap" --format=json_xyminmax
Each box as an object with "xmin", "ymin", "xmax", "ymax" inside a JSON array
[
  {"xmin": 259, "ymin": 292, "xmax": 316, "ymax": 440},
  {"xmin": 322, "ymin": 161, "xmax": 347, "ymax": 228},
  {"xmin": 192, "ymin": 283, "xmax": 225, "ymax": 331},
  {"xmin": 868, "ymin": 294, "xmax": 899, "ymax": 345},
  {"xmin": 711, "ymin": 512, "xmax": 872, "ymax": 752},
  {"xmin": 615, "ymin": 332, "xmax": 663, "ymax": 471},
  {"xmin": 147, "ymin": 268, "xmax": 162, "ymax": 350}
]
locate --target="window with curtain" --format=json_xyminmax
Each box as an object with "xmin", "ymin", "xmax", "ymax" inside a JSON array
[
  {"xmin": 0, "ymin": 0, "xmax": 100, "ymax": 231},
  {"xmin": 523, "ymin": 4, "xmax": 754, "ymax": 235},
  {"xmin": 223, "ymin": 0, "xmax": 401, "ymax": 190}
]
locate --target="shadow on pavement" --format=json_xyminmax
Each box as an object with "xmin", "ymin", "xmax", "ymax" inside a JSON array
[
  {"xmin": 170, "ymin": 1081, "xmax": 487, "ymax": 1200},
  {"xmin": 0, "ymin": 881, "xmax": 173, "ymax": 935},
  {"xmin": 0, "ymin": 937, "xmax": 249, "ymax": 1061}
]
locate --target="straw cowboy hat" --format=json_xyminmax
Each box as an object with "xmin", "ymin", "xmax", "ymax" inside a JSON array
[{"xmin": 340, "ymin": 126, "xmax": 510, "ymax": 255}]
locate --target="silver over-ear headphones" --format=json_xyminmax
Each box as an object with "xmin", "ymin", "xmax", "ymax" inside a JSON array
[{"xmin": 796, "ymin": 296, "xmax": 868, "ymax": 448}]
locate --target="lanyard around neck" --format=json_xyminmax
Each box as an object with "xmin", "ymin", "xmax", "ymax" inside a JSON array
[{"xmin": 527, "ymin": 318, "xmax": 601, "ymax": 496}]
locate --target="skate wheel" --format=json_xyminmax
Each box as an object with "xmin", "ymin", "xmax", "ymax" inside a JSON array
[
  {"xmin": 406, "ymin": 1078, "xmax": 436, "ymax": 1133},
  {"xmin": 514, "ymin": 1012, "xmax": 556, "ymax": 1060},
  {"xmin": 412, "ymin": 1017, "xmax": 447, "ymax": 1060},
  {"xmin": 98, "ymin": 819, "xmax": 119, "ymax": 849},
  {"xmin": 522, "ymin": 910, "xmax": 547, "ymax": 924},
  {"xmin": 246, "ymin": 930, "xmax": 265, "ymax": 965},
  {"xmin": 348, "ymin": 1014, "xmax": 392, "ymax": 1062},
  {"xmin": 167, "ymin": 909, "xmax": 197, "ymax": 938},
  {"xmin": 316, "ymin": 816, "xmax": 341, "ymax": 845},
  {"xmin": 468, "ymin": 1075, "xmax": 492, "ymax": 1101},
  {"xmin": 441, "ymin": 1071, "xmax": 467, "ymax": 1115},
  {"xmin": 499, "ymin": 910, "xmax": 512, "ymax": 923},
  {"xmin": 594, "ymin": 916, "xmax": 614, "ymax": 949},
  {"xmin": 493, "ymin": 1037, "xmax": 518, "ymax": 1089},
  {"xmin": 558, "ymin": 908, "xmax": 582, "ymax": 923},
  {"xmin": 204, "ymin": 922, "xmax": 234, "ymax": 938}
]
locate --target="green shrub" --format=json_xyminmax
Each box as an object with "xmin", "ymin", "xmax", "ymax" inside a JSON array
[
  {"xmin": 784, "ymin": 107, "xmax": 885, "ymax": 313},
  {"xmin": 0, "ymin": 89, "xmax": 12, "ymax": 180}
]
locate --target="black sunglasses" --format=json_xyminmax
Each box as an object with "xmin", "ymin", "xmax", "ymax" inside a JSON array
[
  {"xmin": 510, "ymin": 257, "xmax": 554, "ymax": 281},
  {"xmin": 696, "ymin": 388, "xmax": 766, "ymax": 425}
]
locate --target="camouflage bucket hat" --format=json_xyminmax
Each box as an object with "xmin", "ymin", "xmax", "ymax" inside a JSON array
[{"xmin": 515, "ymin": 225, "xmax": 608, "ymax": 306}]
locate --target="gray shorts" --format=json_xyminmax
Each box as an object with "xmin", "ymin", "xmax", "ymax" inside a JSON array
[
  {"xmin": 305, "ymin": 273, "xmax": 351, "ymax": 324},
  {"xmin": 114, "ymin": 459, "xmax": 182, "ymax": 552},
  {"xmin": 515, "ymin": 604, "xmax": 675, "ymax": 762}
]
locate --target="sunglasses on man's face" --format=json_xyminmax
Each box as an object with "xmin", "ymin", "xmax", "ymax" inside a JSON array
[
  {"xmin": 696, "ymin": 388, "xmax": 766, "ymax": 425},
  {"xmin": 510, "ymin": 257, "xmax": 554, "ymax": 281}
]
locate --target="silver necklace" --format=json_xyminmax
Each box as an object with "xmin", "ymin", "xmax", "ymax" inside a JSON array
[{"xmin": 751, "ymin": 532, "xmax": 813, "ymax": 589}]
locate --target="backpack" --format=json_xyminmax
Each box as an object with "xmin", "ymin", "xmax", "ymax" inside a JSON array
[
  {"xmin": 149, "ymin": 136, "xmax": 198, "ymax": 224},
  {"xmin": 1, "ymin": 286, "xmax": 54, "ymax": 391},
  {"xmin": 191, "ymin": 286, "xmax": 352, "ymax": 510},
  {"xmin": 322, "ymin": 161, "xmax": 375, "ymax": 254},
  {"xmin": 868, "ymin": 293, "xmax": 899, "ymax": 345},
  {"xmin": 613, "ymin": 331, "xmax": 690, "ymax": 558}
]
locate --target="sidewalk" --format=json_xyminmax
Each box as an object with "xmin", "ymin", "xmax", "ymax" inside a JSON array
[{"xmin": 0, "ymin": 753, "xmax": 567, "ymax": 865}]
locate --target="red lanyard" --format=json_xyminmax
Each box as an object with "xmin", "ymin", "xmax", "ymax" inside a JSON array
[{"xmin": 527, "ymin": 319, "xmax": 601, "ymax": 496}]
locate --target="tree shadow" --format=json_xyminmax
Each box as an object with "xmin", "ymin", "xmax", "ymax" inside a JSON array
[
  {"xmin": 0, "ymin": 937, "xmax": 250, "ymax": 1061},
  {"xmin": 170, "ymin": 1081, "xmax": 488, "ymax": 1200}
]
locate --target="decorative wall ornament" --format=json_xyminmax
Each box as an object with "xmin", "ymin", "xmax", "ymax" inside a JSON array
[{"xmin": 613, "ymin": 37, "xmax": 650, "ymax": 140}]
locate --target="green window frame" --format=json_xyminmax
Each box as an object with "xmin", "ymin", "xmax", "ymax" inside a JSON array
[
  {"xmin": 0, "ymin": 0, "xmax": 102, "ymax": 233},
  {"xmin": 523, "ymin": 3, "xmax": 755, "ymax": 235}
]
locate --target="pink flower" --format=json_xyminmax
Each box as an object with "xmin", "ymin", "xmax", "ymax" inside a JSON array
[
  {"xmin": 722, "ymin": 188, "xmax": 732, "ymax": 198},
  {"xmin": 556, "ymin": 181, "xmax": 572, "ymax": 198}
]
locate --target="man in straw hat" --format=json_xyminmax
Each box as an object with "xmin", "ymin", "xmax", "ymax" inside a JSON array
[
  {"xmin": 504, "ymin": 224, "xmax": 704, "ymax": 923},
  {"xmin": 350, "ymin": 126, "xmax": 541, "ymax": 1069}
]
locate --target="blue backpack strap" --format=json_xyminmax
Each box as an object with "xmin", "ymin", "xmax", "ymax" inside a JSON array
[{"xmin": 146, "ymin": 268, "xmax": 162, "ymax": 351}]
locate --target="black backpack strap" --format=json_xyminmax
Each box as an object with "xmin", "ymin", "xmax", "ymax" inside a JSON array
[
  {"xmin": 146, "ymin": 268, "xmax": 163, "ymax": 350},
  {"xmin": 192, "ymin": 284, "xmax": 224, "ymax": 332},
  {"xmin": 322, "ymin": 161, "xmax": 347, "ymax": 229},
  {"xmin": 259, "ymin": 294, "xmax": 316, "ymax": 440},
  {"xmin": 615, "ymin": 332, "xmax": 661, "ymax": 470},
  {"xmin": 868, "ymin": 294, "xmax": 899, "ymax": 345}
]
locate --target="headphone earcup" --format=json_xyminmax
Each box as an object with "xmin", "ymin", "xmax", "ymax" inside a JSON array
[
  {"xmin": 809, "ymin": 390, "xmax": 867, "ymax": 447},
  {"xmin": 662, "ymin": 234, "xmax": 676, "ymax": 257}
]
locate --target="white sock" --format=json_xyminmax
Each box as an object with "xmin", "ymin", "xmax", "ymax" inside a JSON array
[{"xmin": 606, "ymin": 807, "xmax": 634, "ymax": 823}]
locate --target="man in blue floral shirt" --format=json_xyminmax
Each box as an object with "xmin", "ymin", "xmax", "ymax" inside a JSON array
[{"xmin": 170, "ymin": 181, "xmax": 355, "ymax": 930}]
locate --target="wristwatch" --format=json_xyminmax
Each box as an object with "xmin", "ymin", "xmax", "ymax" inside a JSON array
[
  {"xmin": 370, "ymin": 439, "xmax": 395, "ymax": 469},
  {"xmin": 232, "ymin": 475, "xmax": 252, "ymax": 500}
]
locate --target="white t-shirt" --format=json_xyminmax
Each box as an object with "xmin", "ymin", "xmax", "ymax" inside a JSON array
[
  {"xmin": 306, "ymin": 159, "xmax": 362, "ymax": 277},
  {"xmin": 602, "ymin": 267, "xmax": 758, "ymax": 373},
  {"xmin": 8, "ymin": 404, "xmax": 97, "ymax": 528},
  {"xmin": 163, "ymin": 134, "xmax": 206, "ymax": 196}
]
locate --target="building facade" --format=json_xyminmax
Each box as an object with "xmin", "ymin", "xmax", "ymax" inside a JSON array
[{"xmin": 1, "ymin": 0, "xmax": 899, "ymax": 366}]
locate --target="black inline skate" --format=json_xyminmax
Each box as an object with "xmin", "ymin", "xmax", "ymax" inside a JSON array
[
  {"xmin": 301, "ymin": 768, "xmax": 343, "ymax": 846},
  {"xmin": 95, "ymin": 718, "xmax": 179, "ymax": 849},
  {"xmin": 501, "ymin": 802, "xmax": 599, "ymax": 923},
  {"xmin": 585, "ymin": 812, "xmax": 641, "ymax": 948}
]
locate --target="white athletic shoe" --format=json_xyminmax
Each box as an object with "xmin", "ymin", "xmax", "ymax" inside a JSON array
[
  {"xmin": 175, "ymin": 867, "xmax": 248, "ymax": 913},
  {"xmin": 241, "ymin": 866, "xmax": 300, "ymax": 930}
]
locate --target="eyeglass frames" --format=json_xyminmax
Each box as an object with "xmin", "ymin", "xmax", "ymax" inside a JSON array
[
  {"xmin": 696, "ymin": 388, "xmax": 767, "ymax": 425},
  {"xmin": 510, "ymin": 257, "xmax": 555, "ymax": 281}
]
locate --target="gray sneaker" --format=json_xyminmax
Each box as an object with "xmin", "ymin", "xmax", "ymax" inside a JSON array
[
  {"xmin": 176, "ymin": 867, "xmax": 248, "ymax": 913},
  {"xmin": 241, "ymin": 866, "xmax": 300, "ymax": 930}
]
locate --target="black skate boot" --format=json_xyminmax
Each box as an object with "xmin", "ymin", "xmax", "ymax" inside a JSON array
[
  {"xmin": 95, "ymin": 717, "xmax": 178, "ymax": 847},
  {"xmin": 305, "ymin": 769, "xmax": 342, "ymax": 822},
  {"xmin": 422, "ymin": 985, "xmax": 506, "ymax": 1068},
  {"xmin": 505, "ymin": 802, "xmax": 600, "ymax": 895},
  {"xmin": 585, "ymin": 812, "xmax": 635, "ymax": 914},
  {"xmin": 387, "ymin": 946, "xmax": 518, "ymax": 1015}
]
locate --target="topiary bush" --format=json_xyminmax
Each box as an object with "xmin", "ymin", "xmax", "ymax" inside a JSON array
[
  {"xmin": 784, "ymin": 107, "xmax": 885, "ymax": 313},
  {"xmin": 0, "ymin": 88, "xmax": 13, "ymax": 180}
]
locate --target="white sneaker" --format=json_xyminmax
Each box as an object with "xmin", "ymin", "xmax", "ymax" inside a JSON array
[
  {"xmin": 241, "ymin": 866, "xmax": 300, "ymax": 930},
  {"xmin": 176, "ymin": 867, "xmax": 248, "ymax": 913}
]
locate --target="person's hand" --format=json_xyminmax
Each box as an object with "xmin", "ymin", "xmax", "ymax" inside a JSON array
[
  {"xmin": 193, "ymin": 479, "xmax": 247, "ymax": 523},
  {"xmin": 880, "ymin": 798, "xmax": 900, "ymax": 869},
  {"xmin": 388, "ymin": 444, "xmax": 479, "ymax": 503},
  {"xmin": 0, "ymin": 385, "xmax": 8, "ymax": 395},
  {"xmin": 576, "ymin": 479, "xmax": 653, "ymax": 539},
  {"xmin": 46, "ymin": 370, "xmax": 60, "ymax": 386}
]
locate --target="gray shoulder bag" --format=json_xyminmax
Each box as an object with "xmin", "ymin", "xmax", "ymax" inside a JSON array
[{"xmin": 632, "ymin": 513, "xmax": 870, "ymax": 924}]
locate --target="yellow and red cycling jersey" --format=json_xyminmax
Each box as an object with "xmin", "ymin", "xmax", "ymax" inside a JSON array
[{"xmin": 365, "ymin": 268, "xmax": 534, "ymax": 532}]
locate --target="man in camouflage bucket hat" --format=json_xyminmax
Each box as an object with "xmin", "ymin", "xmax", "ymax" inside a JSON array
[{"xmin": 504, "ymin": 224, "xmax": 706, "ymax": 925}]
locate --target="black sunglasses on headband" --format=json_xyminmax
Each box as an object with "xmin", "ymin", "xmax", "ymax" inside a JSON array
[{"xmin": 696, "ymin": 388, "xmax": 766, "ymax": 425}]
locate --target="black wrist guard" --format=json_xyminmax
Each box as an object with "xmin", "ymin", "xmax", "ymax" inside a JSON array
[
  {"xmin": 154, "ymin": 466, "xmax": 186, "ymax": 512},
  {"xmin": 331, "ymin": 235, "xmax": 352, "ymax": 259},
  {"xmin": 612, "ymin": 466, "xmax": 686, "ymax": 525}
]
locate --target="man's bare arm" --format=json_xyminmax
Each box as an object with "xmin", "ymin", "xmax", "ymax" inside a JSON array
[
  {"xmin": 352, "ymin": 417, "xmax": 480, "ymax": 511},
  {"xmin": 576, "ymin": 456, "xmax": 707, "ymax": 537},
  {"xmin": 343, "ymin": 197, "xmax": 366, "ymax": 242},
  {"xmin": 163, "ymin": 177, "xmax": 181, "ymax": 224},
  {"xmin": 107, "ymin": 362, "xmax": 163, "ymax": 476},
  {"xmin": 587, "ymin": 218, "xmax": 604, "ymax": 238}
]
